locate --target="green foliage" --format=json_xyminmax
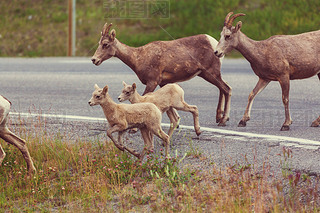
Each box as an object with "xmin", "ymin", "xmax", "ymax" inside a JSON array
[{"xmin": 0, "ymin": 0, "xmax": 319, "ymax": 56}]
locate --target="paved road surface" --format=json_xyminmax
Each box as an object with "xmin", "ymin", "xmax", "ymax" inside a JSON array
[{"xmin": 0, "ymin": 57, "xmax": 319, "ymax": 175}]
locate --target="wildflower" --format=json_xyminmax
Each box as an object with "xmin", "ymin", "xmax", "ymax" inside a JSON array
[
  {"xmin": 103, "ymin": 166, "xmax": 106, "ymax": 169},
  {"xmin": 61, "ymin": 186, "xmax": 65, "ymax": 191}
]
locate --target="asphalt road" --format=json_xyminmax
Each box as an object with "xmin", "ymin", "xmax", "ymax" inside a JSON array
[{"xmin": 0, "ymin": 57, "xmax": 319, "ymax": 175}]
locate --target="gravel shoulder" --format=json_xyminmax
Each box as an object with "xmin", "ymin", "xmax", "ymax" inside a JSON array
[{"xmin": 9, "ymin": 114, "xmax": 320, "ymax": 179}]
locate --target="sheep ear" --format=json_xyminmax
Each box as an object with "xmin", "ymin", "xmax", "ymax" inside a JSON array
[
  {"xmin": 122, "ymin": 81, "xmax": 127, "ymax": 87},
  {"xmin": 235, "ymin": 21, "xmax": 242, "ymax": 32},
  {"xmin": 132, "ymin": 83, "xmax": 136, "ymax": 90},
  {"xmin": 109, "ymin": 29, "xmax": 116, "ymax": 41},
  {"xmin": 94, "ymin": 84, "xmax": 100, "ymax": 90},
  {"xmin": 102, "ymin": 85, "xmax": 108, "ymax": 95}
]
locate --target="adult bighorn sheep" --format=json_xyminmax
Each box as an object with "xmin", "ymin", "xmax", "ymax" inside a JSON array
[
  {"xmin": 0, "ymin": 95, "xmax": 36, "ymax": 174},
  {"xmin": 214, "ymin": 12, "xmax": 320, "ymax": 131},
  {"xmin": 91, "ymin": 23, "xmax": 232, "ymax": 126}
]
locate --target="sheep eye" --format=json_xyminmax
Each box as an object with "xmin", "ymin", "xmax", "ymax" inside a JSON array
[
  {"xmin": 225, "ymin": 35, "xmax": 231, "ymax": 40},
  {"xmin": 96, "ymin": 95, "xmax": 100, "ymax": 99},
  {"xmin": 102, "ymin": 43, "xmax": 109, "ymax": 49},
  {"xmin": 126, "ymin": 91, "xmax": 130, "ymax": 95}
]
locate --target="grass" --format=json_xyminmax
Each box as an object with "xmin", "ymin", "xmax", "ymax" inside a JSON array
[
  {"xmin": 0, "ymin": 114, "xmax": 319, "ymax": 212},
  {"xmin": 0, "ymin": 0, "xmax": 319, "ymax": 57}
]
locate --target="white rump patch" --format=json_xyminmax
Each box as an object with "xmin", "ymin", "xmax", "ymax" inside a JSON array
[{"xmin": 205, "ymin": 34, "xmax": 224, "ymax": 64}]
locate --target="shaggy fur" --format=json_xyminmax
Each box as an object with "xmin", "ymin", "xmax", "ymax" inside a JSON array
[
  {"xmin": 91, "ymin": 23, "xmax": 231, "ymax": 126},
  {"xmin": 88, "ymin": 84, "xmax": 170, "ymax": 159},
  {"xmin": 118, "ymin": 82, "xmax": 201, "ymax": 138},
  {"xmin": 215, "ymin": 12, "xmax": 320, "ymax": 130}
]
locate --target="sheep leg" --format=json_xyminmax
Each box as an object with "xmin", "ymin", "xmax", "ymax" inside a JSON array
[
  {"xmin": 152, "ymin": 127, "xmax": 170, "ymax": 158},
  {"xmin": 311, "ymin": 116, "xmax": 320, "ymax": 127},
  {"xmin": 199, "ymin": 71, "xmax": 231, "ymax": 126},
  {"xmin": 139, "ymin": 128, "xmax": 154, "ymax": 160},
  {"xmin": 174, "ymin": 102, "xmax": 201, "ymax": 136},
  {"xmin": 107, "ymin": 126, "xmax": 140, "ymax": 158},
  {"xmin": 166, "ymin": 108, "xmax": 179, "ymax": 139},
  {"xmin": 311, "ymin": 74, "xmax": 320, "ymax": 127},
  {"xmin": 0, "ymin": 144, "xmax": 5, "ymax": 166},
  {"xmin": 142, "ymin": 81, "xmax": 158, "ymax": 95},
  {"xmin": 0, "ymin": 126, "xmax": 36, "ymax": 173},
  {"xmin": 118, "ymin": 130, "xmax": 141, "ymax": 158},
  {"xmin": 107, "ymin": 125, "xmax": 126, "ymax": 151},
  {"xmin": 279, "ymin": 76, "xmax": 292, "ymax": 131},
  {"xmin": 238, "ymin": 78, "xmax": 270, "ymax": 127},
  {"xmin": 216, "ymin": 90, "xmax": 225, "ymax": 123},
  {"xmin": 171, "ymin": 108, "xmax": 181, "ymax": 127}
]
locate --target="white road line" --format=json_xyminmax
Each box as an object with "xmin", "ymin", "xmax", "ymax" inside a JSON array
[{"xmin": 11, "ymin": 112, "xmax": 320, "ymax": 148}]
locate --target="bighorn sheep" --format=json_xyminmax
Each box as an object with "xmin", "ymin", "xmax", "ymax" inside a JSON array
[
  {"xmin": 0, "ymin": 96, "xmax": 36, "ymax": 174},
  {"xmin": 91, "ymin": 23, "xmax": 232, "ymax": 126},
  {"xmin": 214, "ymin": 12, "xmax": 320, "ymax": 131},
  {"xmin": 88, "ymin": 84, "xmax": 170, "ymax": 159},
  {"xmin": 118, "ymin": 82, "xmax": 201, "ymax": 138},
  {"xmin": 311, "ymin": 115, "xmax": 320, "ymax": 127}
]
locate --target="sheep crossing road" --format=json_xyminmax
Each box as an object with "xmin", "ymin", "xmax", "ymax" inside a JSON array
[{"xmin": 0, "ymin": 58, "xmax": 319, "ymax": 175}]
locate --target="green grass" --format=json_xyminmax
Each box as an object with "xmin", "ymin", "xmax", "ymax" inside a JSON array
[
  {"xmin": 0, "ymin": 115, "xmax": 319, "ymax": 212},
  {"xmin": 0, "ymin": 0, "xmax": 319, "ymax": 57}
]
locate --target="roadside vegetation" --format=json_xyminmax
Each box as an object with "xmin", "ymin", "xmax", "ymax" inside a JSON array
[
  {"xmin": 0, "ymin": 0, "xmax": 319, "ymax": 57},
  {"xmin": 0, "ymin": 115, "xmax": 319, "ymax": 212}
]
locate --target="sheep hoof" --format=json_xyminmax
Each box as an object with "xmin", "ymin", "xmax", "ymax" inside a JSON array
[
  {"xmin": 196, "ymin": 130, "xmax": 202, "ymax": 136},
  {"xmin": 310, "ymin": 122, "xmax": 319, "ymax": 127},
  {"xmin": 280, "ymin": 125, "xmax": 290, "ymax": 131},
  {"xmin": 238, "ymin": 120, "xmax": 247, "ymax": 127},
  {"xmin": 128, "ymin": 128, "xmax": 138, "ymax": 134},
  {"xmin": 27, "ymin": 167, "xmax": 37, "ymax": 176},
  {"xmin": 218, "ymin": 122, "xmax": 226, "ymax": 127}
]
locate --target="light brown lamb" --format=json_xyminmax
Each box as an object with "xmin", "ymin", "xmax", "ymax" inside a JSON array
[
  {"xmin": 88, "ymin": 84, "xmax": 170, "ymax": 159},
  {"xmin": 118, "ymin": 82, "xmax": 201, "ymax": 138},
  {"xmin": 0, "ymin": 95, "xmax": 36, "ymax": 174}
]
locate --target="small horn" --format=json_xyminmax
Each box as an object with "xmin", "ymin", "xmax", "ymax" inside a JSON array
[
  {"xmin": 226, "ymin": 13, "xmax": 246, "ymax": 28},
  {"xmin": 224, "ymin": 12, "xmax": 234, "ymax": 26},
  {"xmin": 102, "ymin": 23, "xmax": 113, "ymax": 36}
]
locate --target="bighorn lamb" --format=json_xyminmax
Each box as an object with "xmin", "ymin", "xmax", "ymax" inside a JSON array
[
  {"xmin": 0, "ymin": 95, "xmax": 36, "ymax": 173},
  {"xmin": 118, "ymin": 82, "xmax": 201, "ymax": 137},
  {"xmin": 88, "ymin": 84, "xmax": 170, "ymax": 159},
  {"xmin": 214, "ymin": 12, "xmax": 320, "ymax": 131},
  {"xmin": 91, "ymin": 23, "xmax": 231, "ymax": 126}
]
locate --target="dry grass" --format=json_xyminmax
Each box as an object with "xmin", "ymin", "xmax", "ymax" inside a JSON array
[{"xmin": 0, "ymin": 114, "xmax": 319, "ymax": 212}]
